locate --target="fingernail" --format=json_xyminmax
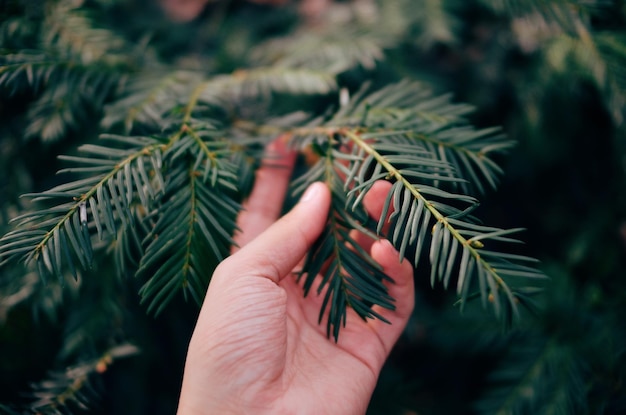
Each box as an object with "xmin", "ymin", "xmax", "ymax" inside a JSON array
[
  {"xmin": 382, "ymin": 238, "xmax": 404, "ymax": 256},
  {"xmin": 380, "ymin": 239, "xmax": 394, "ymax": 249},
  {"xmin": 300, "ymin": 182, "xmax": 321, "ymax": 203}
]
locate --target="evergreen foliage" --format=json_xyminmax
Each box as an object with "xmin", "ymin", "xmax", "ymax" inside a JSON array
[{"xmin": 1, "ymin": 0, "xmax": 625, "ymax": 413}]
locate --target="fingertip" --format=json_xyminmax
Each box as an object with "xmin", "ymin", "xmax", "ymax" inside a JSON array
[
  {"xmin": 299, "ymin": 181, "xmax": 329, "ymax": 204},
  {"xmin": 371, "ymin": 239, "xmax": 414, "ymax": 315},
  {"xmin": 362, "ymin": 181, "xmax": 393, "ymax": 220},
  {"xmin": 265, "ymin": 134, "xmax": 297, "ymax": 168},
  {"xmin": 371, "ymin": 239, "xmax": 411, "ymax": 275},
  {"xmin": 232, "ymin": 136, "xmax": 297, "ymax": 251},
  {"xmin": 365, "ymin": 238, "xmax": 415, "ymax": 356}
]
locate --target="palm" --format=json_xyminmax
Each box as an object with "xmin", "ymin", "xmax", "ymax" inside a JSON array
[
  {"xmin": 278, "ymin": 277, "xmax": 387, "ymax": 414},
  {"xmin": 198, "ymin": 258, "xmax": 406, "ymax": 414}
]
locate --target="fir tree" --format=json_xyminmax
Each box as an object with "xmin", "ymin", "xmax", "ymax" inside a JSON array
[{"xmin": 1, "ymin": 0, "xmax": 625, "ymax": 413}]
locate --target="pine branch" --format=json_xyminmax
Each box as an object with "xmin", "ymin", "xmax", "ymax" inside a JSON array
[
  {"xmin": 0, "ymin": 9, "xmax": 40, "ymax": 50},
  {"xmin": 285, "ymin": 82, "xmax": 546, "ymax": 335},
  {"xmin": 474, "ymin": 337, "xmax": 587, "ymax": 415},
  {"xmin": 250, "ymin": 28, "xmax": 389, "ymax": 74},
  {"xmin": 292, "ymin": 139, "xmax": 395, "ymax": 341},
  {"xmin": 42, "ymin": 0, "xmax": 128, "ymax": 65},
  {"xmin": 328, "ymin": 81, "xmax": 514, "ymax": 195},
  {"xmin": 0, "ymin": 0, "xmax": 139, "ymax": 144},
  {"xmin": 101, "ymin": 70, "xmax": 204, "ymax": 132},
  {"xmin": 0, "ymin": 268, "xmax": 69, "ymax": 323},
  {"xmin": 195, "ymin": 67, "xmax": 337, "ymax": 109},
  {"xmin": 486, "ymin": 0, "xmax": 626, "ymax": 125},
  {"xmin": 595, "ymin": 32, "xmax": 626, "ymax": 122},
  {"xmin": 345, "ymin": 131, "xmax": 545, "ymax": 320},
  {"xmin": 0, "ymin": 52, "xmax": 58, "ymax": 94},
  {"xmin": 411, "ymin": 0, "xmax": 459, "ymax": 49},
  {"xmin": 27, "ymin": 344, "xmax": 139, "ymax": 415},
  {"xmin": 136, "ymin": 148, "xmax": 240, "ymax": 314},
  {"xmin": 1, "ymin": 71, "xmax": 545, "ymax": 337},
  {"xmin": 102, "ymin": 67, "xmax": 336, "ymax": 135},
  {"xmin": 0, "ymin": 79, "xmax": 258, "ymax": 314},
  {"xmin": 0, "ymin": 51, "xmax": 125, "ymax": 142},
  {"xmin": 2, "ymin": 1, "xmax": 625, "ymax": 413},
  {"xmin": 0, "ymin": 133, "xmax": 166, "ymax": 279}
]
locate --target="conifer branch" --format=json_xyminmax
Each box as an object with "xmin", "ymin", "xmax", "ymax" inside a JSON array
[
  {"xmin": 343, "ymin": 130, "xmax": 544, "ymax": 319},
  {"xmin": 28, "ymin": 344, "xmax": 139, "ymax": 414},
  {"xmin": 43, "ymin": 0, "xmax": 128, "ymax": 64},
  {"xmin": 475, "ymin": 338, "xmax": 586, "ymax": 414},
  {"xmin": 102, "ymin": 70, "xmax": 201, "ymax": 132},
  {"xmin": 253, "ymin": 80, "xmax": 546, "ymax": 329},
  {"xmin": 136, "ymin": 155, "xmax": 240, "ymax": 314},
  {"xmin": 294, "ymin": 139, "xmax": 394, "ymax": 340},
  {"xmin": 0, "ymin": 132, "xmax": 168, "ymax": 272},
  {"xmin": 250, "ymin": 28, "xmax": 388, "ymax": 73},
  {"xmin": 1, "ymin": 0, "xmax": 624, "ymax": 412}
]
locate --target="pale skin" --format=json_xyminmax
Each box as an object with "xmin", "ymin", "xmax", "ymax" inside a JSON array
[{"xmin": 177, "ymin": 140, "xmax": 415, "ymax": 414}]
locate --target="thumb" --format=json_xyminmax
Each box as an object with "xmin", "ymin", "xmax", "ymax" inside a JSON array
[{"xmin": 215, "ymin": 182, "xmax": 330, "ymax": 284}]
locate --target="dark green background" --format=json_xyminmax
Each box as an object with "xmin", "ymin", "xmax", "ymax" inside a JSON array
[{"xmin": 1, "ymin": 0, "xmax": 625, "ymax": 413}]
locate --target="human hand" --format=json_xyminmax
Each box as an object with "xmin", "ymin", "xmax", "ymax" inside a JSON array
[{"xmin": 177, "ymin": 140, "xmax": 415, "ymax": 414}]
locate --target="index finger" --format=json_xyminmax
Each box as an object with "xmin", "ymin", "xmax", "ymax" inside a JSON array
[{"xmin": 232, "ymin": 136, "xmax": 296, "ymax": 252}]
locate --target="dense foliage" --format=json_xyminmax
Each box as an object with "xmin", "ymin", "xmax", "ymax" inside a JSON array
[{"xmin": 1, "ymin": 0, "xmax": 625, "ymax": 413}]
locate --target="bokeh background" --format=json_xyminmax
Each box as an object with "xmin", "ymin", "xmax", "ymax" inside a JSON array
[{"xmin": 1, "ymin": 0, "xmax": 625, "ymax": 413}]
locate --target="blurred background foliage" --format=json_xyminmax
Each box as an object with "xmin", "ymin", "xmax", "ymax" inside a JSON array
[{"xmin": 1, "ymin": 0, "xmax": 625, "ymax": 413}]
